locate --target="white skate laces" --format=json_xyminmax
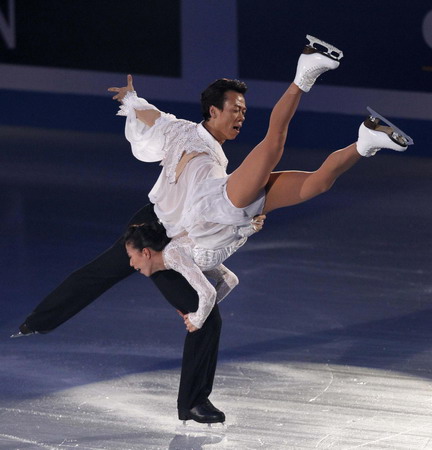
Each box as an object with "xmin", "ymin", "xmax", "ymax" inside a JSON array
[
  {"xmin": 294, "ymin": 35, "xmax": 343, "ymax": 92},
  {"xmin": 356, "ymin": 107, "xmax": 414, "ymax": 157}
]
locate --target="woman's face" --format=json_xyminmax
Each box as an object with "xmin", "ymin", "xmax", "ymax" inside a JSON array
[{"xmin": 125, "ymin": 243, "xmax": 152, "ymax": 277}]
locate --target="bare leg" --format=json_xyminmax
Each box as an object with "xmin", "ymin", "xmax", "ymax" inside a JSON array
[
  {"xmin": 263, "ymin": 143, "xmax": 361, "ymax": 213},
  {"xmin": 226, "ymin": 83, "xmax": 303, "ymax": 208}
]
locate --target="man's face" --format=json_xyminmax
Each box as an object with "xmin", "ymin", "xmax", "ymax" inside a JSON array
[
  {"xmin": 209, "ymin": 90, "xmax": 247, "ymax": 142},
  {"xmin": 125, "ymin": 243, "xmax": 152, "ymax": 277}
]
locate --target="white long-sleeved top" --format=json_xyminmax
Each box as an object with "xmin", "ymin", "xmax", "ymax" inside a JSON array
[
  {"xmin": 118, "ymin": 91, "xmax": 265, "ymax": 267},
  {"xmin": 162, "ymin": 235, "xmax": 238, "ymax": 328},
  {"xmin": 118, "ymin": 92, "xmax": 265, "ymax": 327}
]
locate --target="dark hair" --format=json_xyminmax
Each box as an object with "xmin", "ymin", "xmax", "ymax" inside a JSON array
[
  {"xmin": 201, "ymin": 78, "xmax": 248, "ymax": 121},
  {"xmin": 124, "ymin": 221, "xmax": 171, "ymax": 252}
]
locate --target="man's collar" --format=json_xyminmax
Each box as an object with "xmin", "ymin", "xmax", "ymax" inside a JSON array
[
  {"xmin": 198, "ymin": 121, "xmax": 223, "ymax": 148},
  {"xmin": 197, "ymin": 122, "xmax": 228, "ymax": 169}
]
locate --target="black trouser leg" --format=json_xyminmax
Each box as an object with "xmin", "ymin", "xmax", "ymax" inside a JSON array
[
  {"xmin": 151, "ymin": 270, "xmax": 222, "ymax": 413},
  {"xmin": 177, "ymin": 306, "xmax": 222, "ymax": 412},
  {"xmin": 24, "ymin": 204, "xmax": 158, "ymax": 332},
  {"xmin": 25, "ymin": 238, "xmax": 134, "ymax": 332}
]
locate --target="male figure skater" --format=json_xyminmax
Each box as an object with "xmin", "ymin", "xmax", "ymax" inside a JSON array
[
  {"xmin": 14, "ymin": 35, "xmax": 373, "ymax": 425},
  {"xmin": 13, "ymin": 72, "xmax": 262, "ymax": 425}
]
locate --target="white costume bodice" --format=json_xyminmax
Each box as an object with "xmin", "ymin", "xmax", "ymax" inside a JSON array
[{"xmin": 118, "ymin": 92, "xmax": 265, "ymax": 327}]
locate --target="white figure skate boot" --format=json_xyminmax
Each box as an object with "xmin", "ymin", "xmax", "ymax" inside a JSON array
[
  {"xmin": 294, "ymin": 35, "xmax": 343, "ymax": 92},
  {"xmin": 357, "ymin": 107, "xmax": 414, "ymax": 157}
]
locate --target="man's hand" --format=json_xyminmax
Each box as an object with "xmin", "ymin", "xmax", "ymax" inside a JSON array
[
  {"xmin": 251, "ymin": 214, "xmax": 266, "ymax": 232},
  {"xmin": 177, "ymin": 310, "xmax": 199, "ymax": 333},
  {"xmin": 108, "ymin": 74, "xmax": 134, "ymax": 102}
]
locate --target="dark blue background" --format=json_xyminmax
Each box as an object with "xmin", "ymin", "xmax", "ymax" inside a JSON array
[
  {"xmin": 0, "ymin": 1, "xmax": 431, "ymax": 156},
  {"xmin": 0, "ymin": 0, "xmax": 181, "ymax": 76},
  {"xmin": 238, "ymin": 0, "xmax": 432, "ymax": 92}
]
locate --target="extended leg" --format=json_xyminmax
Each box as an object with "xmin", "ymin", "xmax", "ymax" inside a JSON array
[
  {"xmin": 226, "ymin": 83, "xmax": 303, "ymax": 208},
  {"xmin": 17, "ymin": 204, "xmax": 159, "ymax": 334},
  {"xmin": 263, "ymin": 143, "xmax": 361, "ymax": 213},
  {"xmin": 226, "ymin": 35, "xmax": 341, "ymax": 208},
  {"xmin": 262, "ymin": 107, "xmax": 413, "ymax": 213}
]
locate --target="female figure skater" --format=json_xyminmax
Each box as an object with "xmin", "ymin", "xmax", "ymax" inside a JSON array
[
  {"xmin": 123, "ymin": 216, "xmax": 264, "ymax": 332},
  {"xmin": 109, "ymin": 35, "xmax": 413, "ymax": 333}
]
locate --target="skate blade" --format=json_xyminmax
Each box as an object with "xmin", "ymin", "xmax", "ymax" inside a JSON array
[
  {"xmin": 10, "ymin": 331, "xmax": 38, "ymax": 338},
  {"xmin": 367, "ymin": 106, "xmax": 414, "ymax": 146},
  {"xmin": 306, "ymin": 34, "xmax": 343, "ymax": 60},
  {"xmin": 176, "ymin": 421, "xmax": 227, "ymax": 435}
]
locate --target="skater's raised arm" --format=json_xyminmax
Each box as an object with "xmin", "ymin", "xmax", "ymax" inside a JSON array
[
  {"xmin": 202, "ymin": 215, "xmax": 265, "ymax": 303},
  {"xmin": 111, "ymin": 74, "xmax": 181, "ymax": 163},
  {"xmin": 108, "ymin": 74, "xmax": 135, "ymax": 102},
  {"xmin": 162, "ymin": 239, "xmax": 217, "ymax": 331},
  {"xmin": 108, "ymin": 74, "xmax": 161, "ymax": 126}
]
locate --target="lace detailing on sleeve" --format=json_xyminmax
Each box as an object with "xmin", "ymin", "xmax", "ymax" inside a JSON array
[
  {"xmin": 204, "ymin": 264, "xmax": 239, "ymax": 303},
  {"xmin": 117, "ymin": 94, "xmax": 228, "ymax": 182},
  {"xmin": 116, "ymin": 91, "xmax": 159, "ymax": 116},
  {"xmin": 163, "ymin": 238, "xmax": 216, "ymax": 329}
]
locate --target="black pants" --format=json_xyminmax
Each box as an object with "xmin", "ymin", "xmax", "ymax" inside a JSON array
[{"xmin": 23, "ymin": 204, "xmax": 222, "ymax": 412}]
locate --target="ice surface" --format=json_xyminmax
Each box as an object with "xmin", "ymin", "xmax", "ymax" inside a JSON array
[{"xmin": 1, "ymin": 127, "xmax": 431, "ymax": 449}]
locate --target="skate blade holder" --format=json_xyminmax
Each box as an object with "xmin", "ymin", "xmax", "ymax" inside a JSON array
[
  {"xmin": 176, "ymin": 421, "xmax": 227, "ymax": 436},
  {"xmin": 10, "ymin": 331, "xmax": 38, "ymax": 338},
  {"xmin": 182, "ymin": 420, "xmax": 226, "ymax": 428},
  {"xmin": 306, "ymin": 34, "xmax": 343, "ymax": 61},
  {"xmin": 367, "ymin": 106, "xmax": 414, "ymax": 147}
]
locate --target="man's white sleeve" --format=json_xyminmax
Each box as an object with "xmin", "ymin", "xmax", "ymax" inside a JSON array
[{"xmin": 117, "ymin": 91, "xmax": 177, "ymax": 163}]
